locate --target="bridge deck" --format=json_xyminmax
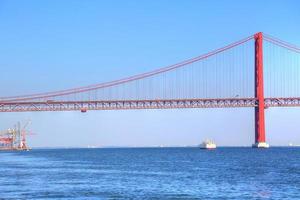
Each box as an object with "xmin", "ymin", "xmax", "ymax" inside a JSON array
[{"xmin": 0, "ymin": 98, "xmax": 299, "ymax": 112}]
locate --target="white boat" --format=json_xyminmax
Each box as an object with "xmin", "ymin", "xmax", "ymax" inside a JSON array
[{"xmin": 200, "ymin": 140, "xmax": 216, "ymax": 149}]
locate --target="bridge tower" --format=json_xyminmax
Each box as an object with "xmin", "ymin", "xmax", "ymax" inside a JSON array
[{"xmin": 253, "ymin": 32, "xmax": 269, "ymax": 148}]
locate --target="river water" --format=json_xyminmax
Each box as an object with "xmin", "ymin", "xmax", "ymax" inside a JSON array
[{"xmin": 0, "ymin": 148, "xmax": 299, "ymax": 199}]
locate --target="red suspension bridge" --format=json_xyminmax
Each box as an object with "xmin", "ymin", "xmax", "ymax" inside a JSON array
[{"xmin": 1, "ymin": 32, "xmax": 300, "ymax": 147}]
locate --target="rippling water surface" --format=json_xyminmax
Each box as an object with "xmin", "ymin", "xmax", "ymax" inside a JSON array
[{"xmin": 0, "ymin": 148, "xmax": 300, "ymax": 199}]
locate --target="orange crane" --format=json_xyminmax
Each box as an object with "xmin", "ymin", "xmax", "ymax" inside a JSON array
[
  {"xmin": 0, "ymin": 120, "xmax": 34, "ymax": 151},
  {"xmin": 19, "ymin": 120, "xmax": 33, "ymax": 150},
  {"xmin": 0, "ymin": 128, "xmax": 16, "ymax": 149}
]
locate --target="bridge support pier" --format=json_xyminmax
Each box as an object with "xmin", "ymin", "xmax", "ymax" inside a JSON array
[{"xmin": 253, "ymin": 32, "xmax": 269, "ymax": 148}]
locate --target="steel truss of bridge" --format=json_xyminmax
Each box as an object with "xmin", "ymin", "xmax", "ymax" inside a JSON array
[{"xmin": 0, "ymin": 97, "xmax": 300, "ymax": 112}]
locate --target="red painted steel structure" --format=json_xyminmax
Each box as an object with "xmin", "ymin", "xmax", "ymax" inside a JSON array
[
  {"xmin": 1, "ymin": 97, "xmax": 300, "ymax": 112},
  {"xmin": 1, "ymin": 32, "xmax": 300, "ymax": 147},
  {"xmin": 254, "ymin": 32, "xmax": 266, "ymax": 144},
  {"xmin": 0, "ymin": 98, "xmax": 257, "ymax": 112}
]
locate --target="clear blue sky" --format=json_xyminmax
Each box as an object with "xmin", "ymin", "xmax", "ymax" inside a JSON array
[{"xmin": 0, "ymin": 0, "xmax": 300, "ymax": 147}]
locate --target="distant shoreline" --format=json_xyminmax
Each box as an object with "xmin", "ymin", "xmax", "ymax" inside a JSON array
[{"xmin": 23, "ymin": 146, "xmax": 300, "ymax": 150}]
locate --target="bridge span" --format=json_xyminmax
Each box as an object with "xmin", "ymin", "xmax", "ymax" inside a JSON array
[{"xmin": 1, "ymin": 32, "xmax": 300, "ymax": 147}]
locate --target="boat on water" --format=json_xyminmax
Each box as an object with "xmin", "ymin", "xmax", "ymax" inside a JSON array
[
  {"xmin": 200, "ymin": 140, "xmax": 217, "ymax": 149},
  {"xmin": 252, "ymin": 142, "xmax": 269, "ymax": 148}
]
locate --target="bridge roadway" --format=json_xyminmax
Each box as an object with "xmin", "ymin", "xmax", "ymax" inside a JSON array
[{"xmin": 1, "ymin": 97, "xmax": 300, "ymax": 112}]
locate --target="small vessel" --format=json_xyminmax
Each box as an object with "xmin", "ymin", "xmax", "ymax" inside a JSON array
[
  {"xmin": 252, "ymin": 142, "xmax": 269, "ymax": 148},
  {"xmin": 200, "ymin": 140, "xmax": 217, "ymax": 149}
]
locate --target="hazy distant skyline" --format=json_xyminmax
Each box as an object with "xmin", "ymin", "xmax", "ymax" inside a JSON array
[{"xmin": 0, "ymin": 0, "xmax": 300, "ymax": 147}]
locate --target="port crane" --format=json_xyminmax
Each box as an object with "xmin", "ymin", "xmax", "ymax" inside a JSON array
[{"xmin": 0, "ymin": 120, "xmax": 33, "ymax": 150}]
